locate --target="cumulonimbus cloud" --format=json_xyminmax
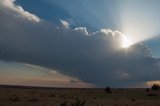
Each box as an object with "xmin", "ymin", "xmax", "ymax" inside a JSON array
[{"xmin": 0, "ymin": 0, "xmax": 160, "ymax": 87}]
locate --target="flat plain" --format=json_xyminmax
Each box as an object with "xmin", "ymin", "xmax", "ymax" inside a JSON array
[{"xmin": 0, "ymin": 85, "xmax": 160, "ymax": 106}]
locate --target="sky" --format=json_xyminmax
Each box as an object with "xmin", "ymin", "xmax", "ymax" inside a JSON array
[{"xmin": 0, "ymin": 0, "xmax": 160, "ymax": 88}]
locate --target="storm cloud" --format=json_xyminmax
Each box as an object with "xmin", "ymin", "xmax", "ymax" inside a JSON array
[{"xmin": 0, "ymin": 0, "xmax": 160, "ymax": 87}]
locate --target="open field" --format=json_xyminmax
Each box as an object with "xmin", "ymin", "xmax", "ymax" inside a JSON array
[{"xmin": 0, "ymin": 85, "xmax": 160, "ymax": 106}]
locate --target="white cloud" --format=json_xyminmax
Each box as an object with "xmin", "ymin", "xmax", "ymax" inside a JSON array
[
  {"xmin": 60, "ymin": 19, "xmax": 70, "ymax": 29},
  {"xmin": 75, "ymin": 27, "xmax": 89, "ymax": 35},
  {"xmin": 0, "ymin": 0, "xmax": 40, "ymax": 22}
]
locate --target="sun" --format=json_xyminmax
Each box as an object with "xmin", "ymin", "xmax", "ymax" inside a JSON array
[{"xmin": 122, "ymin": 36, "xmax": 132, "ymax": 48}]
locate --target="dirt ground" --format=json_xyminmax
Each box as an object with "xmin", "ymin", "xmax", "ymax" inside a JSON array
[{"xmin": 0, "ymin": 85, "xmax": 160, "ymax": 106}]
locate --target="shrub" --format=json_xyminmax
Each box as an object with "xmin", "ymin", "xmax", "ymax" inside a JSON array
[
  {"xmin": 27, "ymin": 98, "xmax": 39, "ymax": 102},
  {"xmin": 60, "ymin": 100, "xmax": 67, "ymax": 106},
  {"xmin": 71, "ymin": 99, "xmax": 86, "ymax": 106},
  {"xmin": 9, "ymin": 96, "xmax": 20, "ymax": 102},
  {"xmin": 105, "ymin": 87, "xmax": 112, "ymax": 93},
  {"xmin": 151, "ymin": 83, "xmax": 160, "ymax": 90}
]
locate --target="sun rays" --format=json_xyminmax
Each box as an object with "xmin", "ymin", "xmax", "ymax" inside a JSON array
[{"xmin": 122, "ymin": 35, "xmax": 132, "ymax": 48}]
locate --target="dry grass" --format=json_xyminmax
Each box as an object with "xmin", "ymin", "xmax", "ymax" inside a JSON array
[{"xmin": 0, "ymin": 85, "xmax": 160, "ymax": 106}]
